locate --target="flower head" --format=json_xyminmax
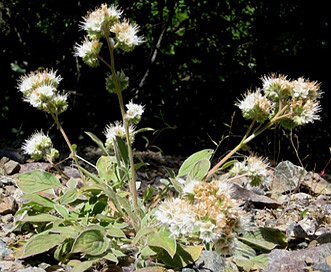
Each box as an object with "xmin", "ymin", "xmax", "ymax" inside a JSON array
[
  {"xmin": 104, "ymin": 121, "xmax": 135, "ymax": 151},
  {"xmin": 125, "ymin": 101, "xmax": 144, "ymax": 124},
  {"xmin": 80, "ymin": 3, "xmax": 122, "ymax": 39},
  {"xmin": 17, "ymin": 70, "xmax": 68, "ymax": 114},
  {"xmin": 105, "ymin": 70, "xmax": 129, "ymax": 94},
  {"xmin": 235, "ymin": 89, "xmax": 274, "ymax": 123},
  {"xmin": 74, "ymin": 38, "xmax": 102, "ymax": 67},
  {"xmin": 229, "ymin": 155, "xmax": 270, "ymax": 186},
  {"xmin": 155, "ymin": 198, "xmax": 197, "ymax": 237},
  {"xmin": 110, "ymin": 19, "xmax": 144, "ymax": 52},
  {"xmin": 22, "ymin": 131, "xmax": 59, "ymax": 162}
]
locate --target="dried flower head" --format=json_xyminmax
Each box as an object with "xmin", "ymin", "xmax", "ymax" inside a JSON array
[
  {"xmin": 80, "ymin": 3, "xmax": 122, "ymax": 39},
  {"xmin": 22, "ymin": 130, "xmax": 59, "ymax": 162},
  {"xmin": 17, "ymin": 70, "xmax": 68, "ymax": 114},
  {"xmin": 155, "ymin": 179, "xmax": 241, "ymax": 255},
  {"xmin": 104, "ymin": 121, "xmax": 135, "ymax": 151}
]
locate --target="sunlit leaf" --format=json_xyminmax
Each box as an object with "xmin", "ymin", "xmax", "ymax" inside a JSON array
[
  {"xmin": 148, "ymin": 229, "xmax": 176, "ymax": 258},
  {"xmin": 16, "ymin": 170, "xmax": 61, "ymax": 193},
  {"xmin": 20, "ymin": 232, "xmax": 66, "ymax": 258},
  {"xmin": 58, "ymin": 189, "xmax": 79, "ymax": 204},
  {"xmin": 20, "ymin": 214, "xmax": 62, "ymax": 222},
  {"xmin": 152, "ymin": 244, "xmax": 203, "ymax": 268},
  {"xmin": 177, "ymin": 149, "xmax": 213, "ymax": 178},
  {"xmin": 239, "ymin": 227, "xmax": 287, "ymax": 252},
  {"xmin": 71, "ymin": 228, "xmax": 110, "ymax": 256},
  {"xmin": 188, "ymin": 158, "xmax": 210, "ymax": 180},
  {"xmin": 85, "ymin": 131, "xmax": 108, "ymax": 155},
  {"xmin": 22, "ymin": 194, "xmax": 54, "ymax": 208}
]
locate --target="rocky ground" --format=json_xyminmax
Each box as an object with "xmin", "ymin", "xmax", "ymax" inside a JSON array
[{"xmin": 1, "ymin": 146, "xmax": 331, "ymax": 272}]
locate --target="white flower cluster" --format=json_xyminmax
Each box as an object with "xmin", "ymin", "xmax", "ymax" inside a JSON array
[
  {"xmin": 22, "ymin": 131, "xmax": 59, "ymax": 162},
  {"xmin": 17, "ymin": 69, "xmax": 68, "ymax": 114},
  {"xmin": 103, "ymin": 101, "xmax": 144, "ymax": 151},
  {"xmin": 155, "ymin": 179, "xmax": 241, "ymax": 255},
  {"xmin": 236, "ymin": 74, "xmax": 322, "ymax": 129},
  {"xmin": 74, "ymin": 3, "xmax": 144, "ymax": 67},
  {"xmin": 229, "ymin": 155, "xmax": 270, "ymax": 187},
  {"xmin": 104, "ymin": 121, "xmax": 135, "ymax": 151}
]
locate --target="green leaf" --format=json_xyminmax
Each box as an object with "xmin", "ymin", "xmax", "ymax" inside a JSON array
[
  {"xmin": 106, "ymin": 226, "xmax": 126, "ymax": 238},
  {"xmin": 103, "ymin": 252, "xmax": 118, "ymax": 263},
  {"xmin": 58, "ymin": 189, "xmax": 79, "ymax": 204},
  {"xmin": 133, "ymin": 227, "xmax": 156, "ymax": 244},
  {"xmin": 69, "ymin": 260, "xmax": 95, "ymax": 272},
  {"xmin": 71, "ymin": 228, "xmax": 110, "ymax": 256},
  {"xmin": 96, "ymin": 155, "xmax": 116, "ymax": 182},
  {"xmin": 188, "ymin": 158, "xmax": 211, "ymax": 180},
  {"xmin": 152, "ymin": 244, "xmax": 203, "ymax": 268},
  {"xmin": 20, "ymin": 214, "xmax": 62, "ymax": 223},
  {"xmin": 20, "ymin": 232, "xmax": 67, "ymax": 258},
  {"xmin": 147, "ymin": 229, "xmax": 176, "ymax": 258},
  {"xmin": 115, "ymin": 136, "xmax": 129, "ymax": 166},
  {"xmin": 22, "ymin": 194, "xmax": 54, "ymax": 208},
  {"xmin": 239, "ymin": 227, "xmax": 287, "ymax": 252},
  {"xmin": 54, "ymin": 204, "xmax": 70, "ymax": 219},
  {"xmin": 85, "ymin": 131, "xmax": 108, "ymax": 155},
  {"xmin": 16, "ymin": 170, "xmax": 62, "ymax": 193},
  {"xmin": 177, "ymin": 149, "xmax": 213, "ymax": 178}
]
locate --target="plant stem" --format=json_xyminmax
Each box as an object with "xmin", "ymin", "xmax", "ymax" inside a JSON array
[
  {"xmin": 206, "ymin": 105, "xmax": 289, "ymax": 178},
  {"xmin": 48, "ymin": 109, "xmax": 86, "ymax": 182},
  {"xmin": 107, "ymin": 39, "xmax": 139, "ymax": 219}
]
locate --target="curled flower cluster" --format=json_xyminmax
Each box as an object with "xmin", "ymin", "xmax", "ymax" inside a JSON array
[
  {"xmin": 229, "ymin": 155, "xmax": 270, "ymax": 187},
  {"xmin": 17, "ymin": 70, "xmax": 68, "ymax": 114},
  {"xmin": 22, "ymin": 131, "xmax": 59, "ymax": 162},
  {"xmin": 155, "ymin": 179, "xmax": 241, "ymax": 255},
  {"xmin": 104, "ymin": 121, "xmax": 135, "ymax": 151},
  {"xmin": 236, "ymin": 74, "xmax": 322, "ymax": 129},
  {"xmin": 74, "ymin": 3, "xmax": 144, "ymax": 67}
]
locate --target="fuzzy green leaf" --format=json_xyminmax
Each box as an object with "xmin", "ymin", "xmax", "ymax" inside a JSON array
[
  {"xmin": 177, "ymin": 149, "xmax": 213, "ymax": 178},
  {"xmin": 147, "ymin": 229, "xmax": 176, "ymax": 258},
  {"xmin": 69, "ymin": 260, "xmax": 95, "ymax": 272},
  {"xmin": 239, "ymin": 227, "xmax": 287, "ymax": 252},
  {"xmin": 20, "ymin": 214, "xmax": 62, "ymax": 223},
  {"xmin": 106, "ymin": 226, "xmax": 126, "ymax": 238},
  {"xmin": 16, "ymin": 170, "xmax": 62, "ymax": 193},
  {"xmin": 133, "ymin": 227, "xmax": 156, "ymax": 244},
  {"xmin": 96, "ymin": 155, "xmax": 116, "ymax": 182},
  {"xmin": 188, "ymin": 158, "xmax": 211, "ymax": 180},
  {"xmin": 152, "ymin": 244, "xmax": 203, "ymax": 268},
  {"xmin": 22, "ymin": 194, "xmax": 54, "ymax": 208},
  {"xmin": 58, "ymin": 189, "xmax": 79, "ymax": 204},
  {"xmin": 54, "ymin": 204, "xmax": 70, "ymax": 219},
  {"xmin": 71, "ymin": 229, "xmax": 110, "ymax": 256},
  {"xmin": 85, "ymin": 131, "xmax": 108, "ymax": 155},
  {"xmin": 20, "ymin": 232, "xmax": 67, "ymax": 258}
]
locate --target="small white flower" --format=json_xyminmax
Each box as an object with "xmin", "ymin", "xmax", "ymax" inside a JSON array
[
  {"xmin": 22, "ymin": 131, "xmax": 59, "ymax": 162},
  {"xmin": 198, "ymin": 221, "xmax": 221, "ymax": 243},
  {"xmin": 110, "ymin": 20, "xmax": 144, "ymax": 51},
  {"xmin": 74, "ymin": 38, "xmax": 102, "ymax": 67},
  {"xmin": 155, "ymin": 198, "xmax": 197, "ymax": 238},
  {"xmin": 81, "ymin": 4, "xmax": 122, "ymax": 38},
  {"xmin": 125, "ymin": 101, "xmax": 144, "ymax": 124},
  {"xmin": 104, "ymin": 121, "xmax": 135, "ymax": 151},
  {"xmin": 17, "ymin": 70, "xmax": 68, "ymax": 114}
]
